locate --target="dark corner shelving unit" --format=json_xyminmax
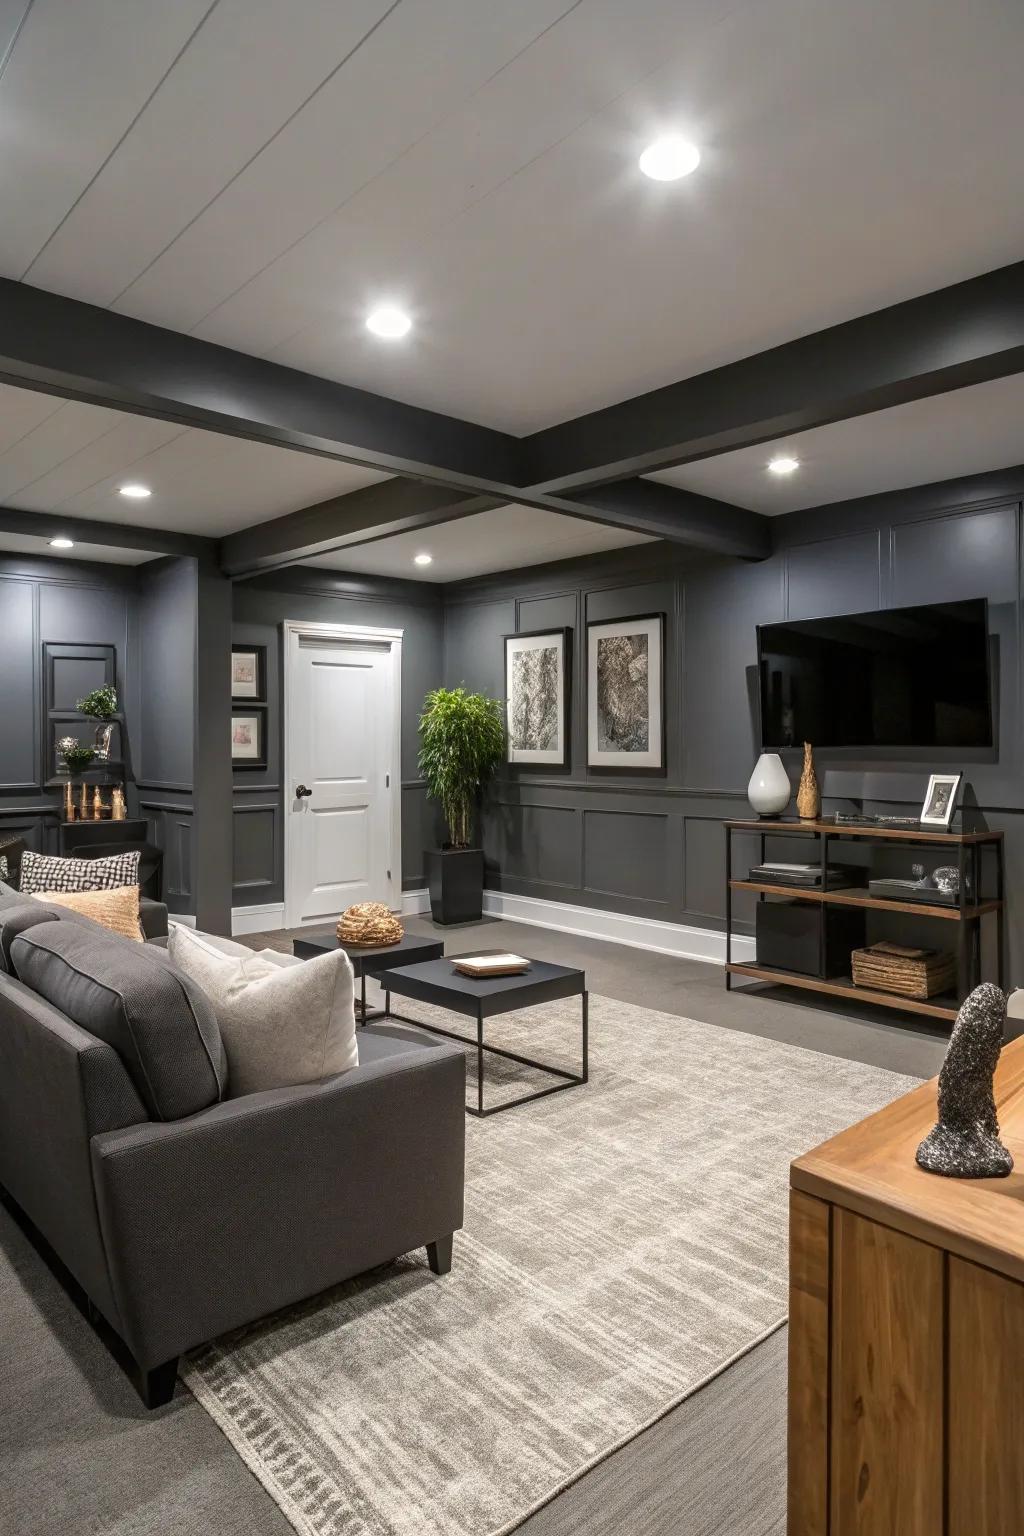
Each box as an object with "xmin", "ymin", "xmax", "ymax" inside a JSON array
[{"xmin": 723, "ymin": 818, "xmax": 1005, "ymax": 1023}]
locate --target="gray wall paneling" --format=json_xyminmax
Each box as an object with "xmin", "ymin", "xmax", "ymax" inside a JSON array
[
  {"xmin": 231, "ymin": 571, "xmax": 445, "ymax": 906},
  {"xmin": 445, "ymin": 488, "xmax": 1024, "ymax": 977},
  {"xmin": 0, "ymin": 556, "xmax": 134, "ymax": 864}
]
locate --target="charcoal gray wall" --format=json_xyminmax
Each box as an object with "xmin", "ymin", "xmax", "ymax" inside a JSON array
[
  {"xmin": 444, "ymin": 480, "xmax": 1024, "ymax": 974},
  {"xmin": 231, "ymin": 568, "xmax": 444, "ymax": 908},
  {"xmin": 0, "ymin": 554, "xmax": 135, "ymax": 861}
]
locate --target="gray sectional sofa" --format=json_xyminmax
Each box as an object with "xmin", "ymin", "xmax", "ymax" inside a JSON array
[{"xmin": 0, "ymin": 883, "xmax": 466, "ymax": 1406}]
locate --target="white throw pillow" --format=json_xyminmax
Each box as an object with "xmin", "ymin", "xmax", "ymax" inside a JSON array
[{"xmin": 168, "ymin": 926, "xmax": 358, "ymax": 1096}]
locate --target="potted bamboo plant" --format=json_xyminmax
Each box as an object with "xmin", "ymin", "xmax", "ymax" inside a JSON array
[{"xmin": 418, "ymin": 686, "xmax": 504, "ymax": 924}]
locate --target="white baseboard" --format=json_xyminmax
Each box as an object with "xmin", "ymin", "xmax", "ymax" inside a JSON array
[
  {"xmin": 231, "ymin": 902, "xmax": 285, "ymax": 936},
  {"xmin": 231, "ymin": 890, "xmax": 430, "ymax": 936},
  {"xmin": 480, "ymin": 889, "xmax": 755, "ymax": 966}
]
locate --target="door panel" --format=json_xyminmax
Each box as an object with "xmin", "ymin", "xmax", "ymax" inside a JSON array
[{"xmin": 288, "ymin": 638, "xmax": 395, "ymax": 925}]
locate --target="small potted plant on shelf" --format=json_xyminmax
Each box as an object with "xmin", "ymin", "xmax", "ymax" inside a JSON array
[
  {"xmin": 58, "ymin": 736, "xmax": 97, "ymax": 821},
  {"xmin": 418, "ymin": 686, "xmax": 504, "ymax": 924},
  {"xmin": 76, "ymin": 685, "xmax": 119, "ymax": 761}
]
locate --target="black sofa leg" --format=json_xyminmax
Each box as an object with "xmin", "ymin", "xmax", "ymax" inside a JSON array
[
  {"xmin": 136, "ymin": 1357, "xmax": 179, "ymax": 1409},
  {"xmin": 426, "ymin": 1234, "xmax": 454, "ymax": 1275}
]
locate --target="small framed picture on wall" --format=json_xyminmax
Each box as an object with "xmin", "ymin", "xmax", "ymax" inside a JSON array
[
  {"xmin": 504, "ymin": 628, "xmax": 571, "ymax": 766},
  {"xmin": 586, "ymin": 613, "xmax": 665, "ymax": 772},
  {"xmin": 231, "ymin": 645, "xmax": 266, "ymax": 701},
  {"xmin": 231, "ymin": 708, "xmax": 267, "ymax": 769}
]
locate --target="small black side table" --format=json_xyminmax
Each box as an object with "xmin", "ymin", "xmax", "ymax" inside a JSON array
[
  {"xmin": 382, "ymin": 952, "xmax": 588, "ymax": 1117},
  {"xmin": 292, "ymin": 931, "xmax": 444, "ymax": 1022}
]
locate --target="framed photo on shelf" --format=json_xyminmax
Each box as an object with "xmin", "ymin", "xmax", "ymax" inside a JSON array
[
  {"xmin": 231, "ymin": 708, "xmax": 267, "ymax": 769},
  {"xmin": 919, "ymin": 771, "xmax": 962, "ymax": 829},
  {"xmin": 586, "ymin": 613, "xmax": 665, "ymax": 771},
  {"xmin": 503, "ymin": 627, "xmax": 571, "ymax": 766},
  {"xmin": 231, "ymin": 645, "xmax": 266, "ymax": 701}
]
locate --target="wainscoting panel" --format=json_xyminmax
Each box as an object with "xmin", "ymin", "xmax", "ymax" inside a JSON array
[
  {"xmin": 786, "ymin": 530, "xmax": 882, "ymax": 619},
  {"xmin": 582, "ymin": 808, "xmax": 673, "ymax": 906},
  {"xmin": 485, "ymin": 801, "xmax": 581, "ymax": 890},
  {"xmin": 231, "ymin": 801, "xmax": 279, "ymax": 904},
  {"xmin": 0, "ymin": 578, "xmax": 37, "ymax": 791}
]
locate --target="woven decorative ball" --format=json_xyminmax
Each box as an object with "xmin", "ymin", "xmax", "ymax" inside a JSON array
[{"xmin": 337, "ymin": 901, "xmax": 404, "ymax": 947}]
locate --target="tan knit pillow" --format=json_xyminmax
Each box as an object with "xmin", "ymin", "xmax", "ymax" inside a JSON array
[{"xmin": 39, "ymin": 884, "xmax": 143, "ymax": 943}]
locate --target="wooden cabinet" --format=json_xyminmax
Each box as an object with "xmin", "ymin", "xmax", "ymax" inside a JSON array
[{"xmin": 789, "ymin": 1037, "xmax": 1024, "ymax": 1535}]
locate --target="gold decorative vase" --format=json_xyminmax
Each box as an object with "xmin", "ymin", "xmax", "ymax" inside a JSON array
[{"xmin": 796, "ymin": 741, "xmax": 820, "ymax": 822}]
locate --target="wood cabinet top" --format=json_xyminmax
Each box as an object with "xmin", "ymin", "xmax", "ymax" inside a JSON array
[
  {"xmin": 792, "ymin": 1035, "xmax": 1024, "ymax": 1284},
  {"xmin": 725, "ymin": 817, "xmax": 1002, "ymax": 845}
]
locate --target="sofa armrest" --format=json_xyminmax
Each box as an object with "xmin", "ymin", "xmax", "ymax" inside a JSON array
[
  {"xmin": 90, "ymin": 1039, "xmax": 466, "ymax": 1368},
  {"xmin": 138, "ymin": 898, "xmax": 168, "ymax": 940}
]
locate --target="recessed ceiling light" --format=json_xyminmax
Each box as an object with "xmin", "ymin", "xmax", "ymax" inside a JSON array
[
  {"xmin": 49, "ymin": 536, "xmax": 74, "ymax": 549},
  {"xmin": 366, "ymin": 305, "xmax": 412, "ymax": 339},
  {"xmin": 119, "ymin": 483, "xmax": 152, "ymax": 499},
  {"xmin": 768, "ymin": 456, "xmax": 800, "ymax": 476},
  {"xmin": 413, "ymin": 552, "xmax": 433, "ymax": 566},
  {"xmin": 638, "ymin": 134, "xmax": 700, "ymax": 181}
]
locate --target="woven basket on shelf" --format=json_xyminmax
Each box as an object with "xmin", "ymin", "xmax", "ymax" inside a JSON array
[
  {"xmin": 851, "ymin": 941, "xmax": 956, "ymax": 1000},
  {"xmin": 336, "ymin": 901, "xmax": 404, "ymax": 947}
]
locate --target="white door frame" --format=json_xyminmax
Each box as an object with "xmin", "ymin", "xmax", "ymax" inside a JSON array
[{"xmin": 282, "ymin": 619, "xmax": 403, "ymax": 928}]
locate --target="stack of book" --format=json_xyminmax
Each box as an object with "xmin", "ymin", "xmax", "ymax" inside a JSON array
[
  {"xmin": 749, "ymin": 861, "xmax": 852, "ymax": 889},
  {"xmin": 452, "ymin": 954, "xmax": 530, "ymax": 978}
]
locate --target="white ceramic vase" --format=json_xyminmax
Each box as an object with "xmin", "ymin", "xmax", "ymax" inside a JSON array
[{"xmin": 747, "ymin": 752, "xmax": 791, "ymax": 817}]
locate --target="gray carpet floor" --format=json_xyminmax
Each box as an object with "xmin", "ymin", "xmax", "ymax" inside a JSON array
[{"xmin": 0, "ymin": 915, "xmax": 953, "ymax": 1536}]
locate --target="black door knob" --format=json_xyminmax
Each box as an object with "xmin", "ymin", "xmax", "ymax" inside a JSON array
[{"xmin": 295, "ymin": 784, "xmax": 312, "ymax": 799}]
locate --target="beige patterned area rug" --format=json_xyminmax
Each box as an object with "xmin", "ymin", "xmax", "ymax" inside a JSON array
[{"xmin": 183, "ymin": 994, "xmax": 915, "ymax": 1536}]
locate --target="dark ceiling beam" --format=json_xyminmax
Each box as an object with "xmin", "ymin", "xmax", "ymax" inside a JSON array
[
  {"xmin": 552, "ymin": 478, "xmax": 770, "ymax": 560},
  {"xmin": 220, "ymin": 481, "xmax": 499, "ymax": 578},
  {"xmin": 0, "ymin": 504, "xmax": 214, "ymax": 559},
  {"xmin": 0, "ymin": 279, "xmax": 523, "ymax": 491},
  {"xmin": 223, "ymin": 475, "xmax": 769, "ymax": 579},
  {"xmin": 523, "ymin": 260, "xmax": 1024, "ymax": 492}
]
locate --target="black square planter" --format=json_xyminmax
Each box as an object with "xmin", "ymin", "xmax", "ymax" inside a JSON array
[{"xmin": 426, "ymin": 847, "xmax": 484, "ymax": 925}]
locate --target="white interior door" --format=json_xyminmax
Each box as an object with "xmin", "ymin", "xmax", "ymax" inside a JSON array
[{"xmin": 286, "ymin": 630, "xmax": 400, "ymax": 926}]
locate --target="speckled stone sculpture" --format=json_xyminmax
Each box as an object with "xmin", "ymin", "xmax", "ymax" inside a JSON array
[{"xmin": 916, "ymin": 982, "xmax": 1013, "ymax": 1178}]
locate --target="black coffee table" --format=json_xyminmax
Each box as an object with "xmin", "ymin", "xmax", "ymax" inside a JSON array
[
  {"xmin": 292, "ymin": 931, "xmax": 444, "ymax": 1023},
  {"xmin": 382, "ymin": 953, "xmax": 588, "ymax": 1117}
]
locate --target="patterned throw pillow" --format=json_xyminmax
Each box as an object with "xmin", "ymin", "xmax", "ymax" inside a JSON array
[
  {"xmin": 0, "ymin": 856, "xmax": 7, "ymax": 883},
  {"xmin": 20, "ymin": 849, "xmax": 141, "ymax": 896}
]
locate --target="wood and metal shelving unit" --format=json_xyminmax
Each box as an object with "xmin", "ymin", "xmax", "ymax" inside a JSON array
[{"xmin": 724, "ymin": 817, "xmax": 1005, "ymax": 1023}]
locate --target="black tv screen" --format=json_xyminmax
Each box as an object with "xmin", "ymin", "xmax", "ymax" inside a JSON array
[{"xmin": 757, "ymin": 599, "xmax": 992, "ymax": 749}]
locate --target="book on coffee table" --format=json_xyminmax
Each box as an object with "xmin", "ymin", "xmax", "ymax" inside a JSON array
[{"xmin": 452, "ymin": 954, "xmax": 531, "ymax": 978}]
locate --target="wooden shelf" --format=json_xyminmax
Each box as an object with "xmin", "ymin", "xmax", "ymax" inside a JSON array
[
  {"xmin": 725, "ymin": 817, "xmax": 1002, "ymax": 846},
  {"xmin": 725, "ymin": 962, "xmax": 960, "ymax": 1020},
  {"xmin": 728, "ymin": 878, "xmax": 1001, "ymax": 922}
]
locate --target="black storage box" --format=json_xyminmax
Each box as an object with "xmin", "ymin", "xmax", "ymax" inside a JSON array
[{"xmin": 755, "ymin": 900, "xmax": 866, "ymax": 979}]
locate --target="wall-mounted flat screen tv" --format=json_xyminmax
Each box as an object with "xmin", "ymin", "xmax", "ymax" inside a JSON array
[{"xmin": 757, "ymin": 598, "xmax": 992, "ymax": 749}]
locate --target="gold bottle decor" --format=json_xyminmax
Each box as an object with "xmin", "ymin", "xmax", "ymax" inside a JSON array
[
  {"xmin": 796, "ymin": 741, "xmax": 820, "ymax": 821},
  {"xmin": 112, "ymin": 786, "xmax": 126, "ymax": 821},
  {"xmin": 63, "ymin": 780, "xmax": 75, "ymax": 822},
  {"xmin": 78, "ymin": 782, "xmax": 88, "ymax": 819}
]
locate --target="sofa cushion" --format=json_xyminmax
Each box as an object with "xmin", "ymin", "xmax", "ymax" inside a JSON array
[
  {"xmin": 10, "ymin": 922, "xmax": 227, "ymax": 1121},
  {"xmin": 20, "ymin": 848, "xmax": 141, "ymax": 896},
  {"xmin": 39, "ymin": 885, "xmax": 143, "ymax": 943},
  {"xmin": 168, "ymin": 925, "xmax": 358, "ymax": 1097}
]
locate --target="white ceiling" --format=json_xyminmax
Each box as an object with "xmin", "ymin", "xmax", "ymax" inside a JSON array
[
  {"xmin": 0, "ymin": 0, "xmax": 1021, "ymax": 435},
  {"xmin": 0, "ymin": 532, "xmax": 156, "ymax": 565},
  {"xmin": 648, "ymin": 374, "xmax": 1024, "ymax": 515},
  {"xmin": 0, "ymin": 382, "xmax": 387, "ymax": 534},
  {"xmin": 309, "ymin": 504, "xmax": 654, "ymax": 582}
]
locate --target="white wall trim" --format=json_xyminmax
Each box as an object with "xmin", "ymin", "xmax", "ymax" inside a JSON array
[
  {"xmin": 232, "ymin": 889, "xmax": 429, "ymax": 936},
  {"xmin": 231, "ymin": 901, "xmax": 286, "ymax": 936},
  {"xmin": 480, "ymin": 889, "xmax": 755, "ymax": 966}
]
